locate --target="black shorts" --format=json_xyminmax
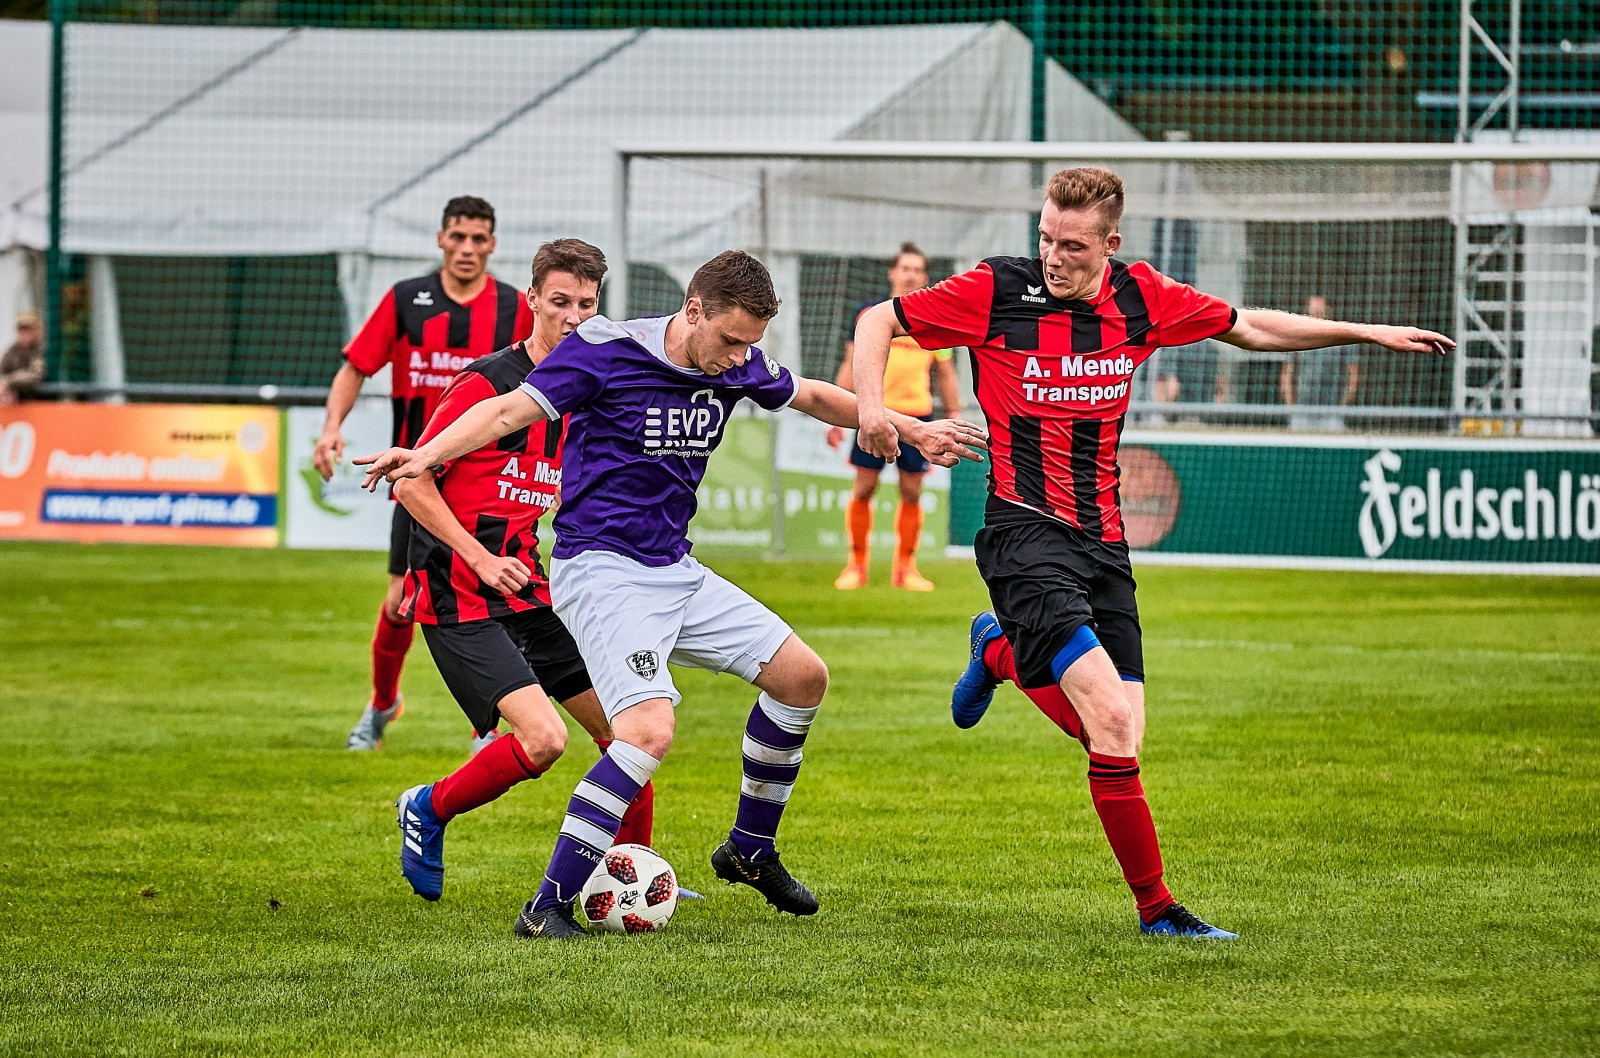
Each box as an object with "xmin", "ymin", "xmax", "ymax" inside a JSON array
[
  {"xmin": 387, "ymin": 504, "xmax": 415, "ymax": 577},
  {"xmin": 420, "ymin": 607, "xmax": 593, "ymax": 737},
  {"xmin": 974, "ymin": 503, "xmax": 1143, "ymax": 688}
]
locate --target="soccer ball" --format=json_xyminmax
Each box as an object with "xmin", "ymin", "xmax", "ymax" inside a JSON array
[{"xmin": 577, "ymin": 843, "xmax": 678, "ymax": 934}]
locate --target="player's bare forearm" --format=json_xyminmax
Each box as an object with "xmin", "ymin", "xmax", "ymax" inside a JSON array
[
  {"xmin": 1221, "ymin": 309, "xmax": 1455, "ymax": 355},
  {"xmin": 421, "ymin": 391, "xmax": 546, "ymax": 467},
  {"xmin": 313, "ymin": 364, "xmax": 366, "ymax": 479},
  {"xmin": 355, "ymin": 391, "xmax": 547, "ymax": 490},
  {"xmin": 394, "ymin": 473, "xmax": 489, "ymax": 567},
  {"xmin": 851, "ymin": 301, "xmax": 906, "ymax": 457},
  {"xmin": 790, "ymin": 379, "xmax": 986, "ymax": 466},
  {"xmin": 320, "ymin": 363, "xmax": 364, "ymax": 433}
]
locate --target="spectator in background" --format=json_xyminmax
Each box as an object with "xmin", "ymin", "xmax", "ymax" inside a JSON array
[
  {"xmin": 0, "ymin": 311, "xmax": 44, "ymax": 406},
  {"xmin": 1282, "ymin": 295, "xmax": 1361, "ymax": 431}
]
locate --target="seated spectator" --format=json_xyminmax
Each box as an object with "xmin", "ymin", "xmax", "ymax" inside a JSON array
[{"xmin": 0, "ymin": 311, "xmax": 44, "ymax": 406}]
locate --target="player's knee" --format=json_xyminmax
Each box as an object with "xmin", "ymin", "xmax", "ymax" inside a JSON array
[
  {"xmin": 787, "ymin": 653, "xmax": 830, "ymax": 709},
  {"xmin": 514, "ymin": 714, "xmax": 568, "ymax": 770}
]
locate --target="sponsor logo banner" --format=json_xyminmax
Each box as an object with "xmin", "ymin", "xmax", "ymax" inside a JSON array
[
  {"xmin": 1122, "ymin": 435, "xmax": 1600, "ymax": 567},
  {"xmin": 0, "ymin": 403, "xmax": 279, "ymax": 546},
  {"xmin": 284, "ymin": 404, "xmax": 394, "ymax": 550}
]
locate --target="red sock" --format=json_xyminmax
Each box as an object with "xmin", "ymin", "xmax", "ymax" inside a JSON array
[
  {"xmin": 596, "ymin": 738, "xmax": 655, "ymax": 847},
  {"xmin": 1087, "ymin": 752, "xmax": 1174, "ymax": 923},
  {"xmin": 371, "ymin": 609, "xmax": 414, "ymax": 709},
  {"xmin": 431, "ymin": 734, "xmax": 542, "ymax": 821},
  {"xmin": 983, "ymin": 635, "xmax": 1086, "ymax": 743}
]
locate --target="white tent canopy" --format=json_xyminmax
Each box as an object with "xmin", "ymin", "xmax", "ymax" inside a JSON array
[{"xmin": 15, "ymin": 22, "xmax": 1141, "ymax": 268}]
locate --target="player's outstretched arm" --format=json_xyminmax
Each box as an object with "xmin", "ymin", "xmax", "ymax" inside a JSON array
[
  {"xmin": 392, "ymin": 472, "xmax": 531, "ymax": 594},
  {"xmin": 850, "ymin": 300, "xmax": 906, "ymax": 460},
  {"xmin": 1220, "ymin": 309, "xmax": 1455, "ymax": 355},
  {"xmin": 789, "ymin": 378, "xmax": 987, "ymax": 468},
  {"xmin": 355, "ymin": 390, "xmax": 547, "ymax": 491}
]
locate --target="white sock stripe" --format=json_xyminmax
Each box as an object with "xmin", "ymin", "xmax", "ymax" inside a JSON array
[
  {"xmin": 560, "ymin": 814, "xmax": 617, "ymax": 853},
  {"xmin": 740, "ymin": 776, "xmax": 794, "ymax": 804},
  {"xmin": 606, "ymin": 740, "xmax": 663, "ymax": 785},
  {"xmin": 758, "ymin": 692, "xmax": 818, "ymax": 736},
  {"xmin": 742, "ymin": 733, "xmax": 805, "ymax": 766},
  {"xmin": 732, "ymin": 822, "xmax": 778, "ymax": 841},
  {"xmin": 573, "ymin": 780, "xmax": 629, "ymax": 819}
]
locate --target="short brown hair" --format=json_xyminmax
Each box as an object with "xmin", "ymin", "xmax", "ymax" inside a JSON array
[
  {"xmin": 531, "ymin": 239, "xmax": 607, "ymax": 291},
  {"xmin": 1045, "ymin": 167, "xmax": 1125, "ymax": 233},
  {"xmin": 894, "ymin": 241, "xmax": 927, "ymax": 267},
  {"xmin": 685, "ymin": 250, "xmax": 781, "ymax": 320}
]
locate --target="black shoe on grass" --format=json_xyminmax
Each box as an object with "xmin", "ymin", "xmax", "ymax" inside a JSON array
[
  {"xmin": 512, "ymin": 900, "xmax": 589, "ymax": 939},
  {"xmin": 711, "ymin": 838, "xmax": 819, "ymax": 916}
]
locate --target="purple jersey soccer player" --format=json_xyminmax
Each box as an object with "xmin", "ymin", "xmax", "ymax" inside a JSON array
[{"xmin": 359, "ymin": 250, "xmax": 988, "ymax": 938}]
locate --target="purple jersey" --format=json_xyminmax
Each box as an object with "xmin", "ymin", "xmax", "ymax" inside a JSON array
[{"xmin": 519, "ymin": 314, "xmax": 798, "ymax": 566}]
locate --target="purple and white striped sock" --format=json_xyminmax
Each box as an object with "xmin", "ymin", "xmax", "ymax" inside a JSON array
[
  {"xmin": 533, "ymin": 740, "xmax": 660, "ymax": 911},
  {"xmin": 730, "ymin": 692, "xmax": 818, "ymax": 861}
]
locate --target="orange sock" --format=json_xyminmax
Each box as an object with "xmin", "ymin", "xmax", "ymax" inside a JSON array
[
  {"xmin": 894, "ymin": 502, "xmax": 924, "ymax": 569},
  {"xmin": 845, "ymin": 498, "xmax": 872, "ymax": 570}
]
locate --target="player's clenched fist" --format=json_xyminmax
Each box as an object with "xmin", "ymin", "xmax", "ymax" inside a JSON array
[
  {"xmin": 856, "ymin": 416, "xmax": 901, "ymax": 461},
  {"xmin": 902, "ymin": 418, "xmax": 989, "ymax": 468},
  {"xmin": 471, "ymin": 554, "xmax": 532, "ymax": 594},
  {"xmin": 355, "ymin": 447, "xmax": 432, "ymax": 491}
]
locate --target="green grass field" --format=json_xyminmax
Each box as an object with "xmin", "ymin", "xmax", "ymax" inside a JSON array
[{"xmin": 1, "ymin": 543, "xmax": 1596, "ymax": 1057}]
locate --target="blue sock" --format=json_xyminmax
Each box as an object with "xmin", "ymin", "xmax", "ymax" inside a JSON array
[
  {"xmin": 730, "ymin": 693, "xmax": 817, "ymax": 861},
  {"xmin": 533, "ymin": 741, "xmax": 660, "ymax": 910}
]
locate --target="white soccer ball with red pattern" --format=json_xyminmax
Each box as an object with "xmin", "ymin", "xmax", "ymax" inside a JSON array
[{"xmin": 577, "ymin": 843, "xmax": 678, "ymax": 934}]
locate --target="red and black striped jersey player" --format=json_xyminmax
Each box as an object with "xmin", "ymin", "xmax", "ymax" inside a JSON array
[
  {"xmin": 851, "ymin": 167, "xmax": 1454, "ymax": 940},
  {"xmin": 386, "ymin": 239, "xmax": 657, "ymax": 902},
  {"xmin": 311, "ymin": 196, "xmax": 534, "ymax": 752}
]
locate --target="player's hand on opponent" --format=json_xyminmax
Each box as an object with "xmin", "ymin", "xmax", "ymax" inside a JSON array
[
  {"xmin": 856, "ymin": 416, "xmax": 901, "ymax": 461},
  {"xmin": 354, "ymin": 447, "xmax": 432, "ymax": 491},
  {"xmin": 901, "ymin": 418, "xmax": 989, "ymax": 468},
  {"xmin": 472, "ymin": 554, "xmax": 533, "ymax": 594},
  {"xmin": 1367, "ymin": 326, "xmax": 1455, "ymax": 355},
  {"xmin": 825, "ymin": 425, "xmax": 847, "ymax": 450},
  {"xmin": 312, "ymin": 430, "xmax": 344, "ymax": 482}
]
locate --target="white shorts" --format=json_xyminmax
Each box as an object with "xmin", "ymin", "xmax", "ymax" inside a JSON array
[{"xmin": 549, "ymin": 550, "xmax": 794, "ymax": 720}]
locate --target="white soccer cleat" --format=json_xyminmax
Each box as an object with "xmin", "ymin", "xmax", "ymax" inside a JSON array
[
  {"xmin": 468, "ymin": 729, "xmax": 500, "ymax": 756},
  {"xmin": 346, "ymin": 695, "xmax": 404, "ymax": 751}
]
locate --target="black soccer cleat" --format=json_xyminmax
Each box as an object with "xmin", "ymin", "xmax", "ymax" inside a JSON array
[
  {"xmin": 512, "ymin": 900, "xmax": 589, "ymax": 940},
  {"xmin": 1139, "ymin": 902, "xmax": 1239, "ymax": 940},
  {"xmin": 711, "ymin": 838, "xmax": 819, "ymax": 916}
]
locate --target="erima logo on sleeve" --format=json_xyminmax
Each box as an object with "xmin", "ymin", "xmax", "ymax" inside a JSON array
[{"xmin": 1023, "ymin": 285, "xmax": 1048, "ymax": 304}]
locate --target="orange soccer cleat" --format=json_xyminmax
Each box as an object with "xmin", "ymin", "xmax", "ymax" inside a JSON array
[{"xmin": 833, "ymin": 563, "xmax": 868, "ymax": 590}]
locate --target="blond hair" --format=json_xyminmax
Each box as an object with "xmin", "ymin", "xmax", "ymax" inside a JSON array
[{"xmin": 1045, "ymin": 167, "xmax": 1125, "ymax": 234}]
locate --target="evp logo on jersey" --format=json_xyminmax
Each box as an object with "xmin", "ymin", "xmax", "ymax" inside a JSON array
[{"xmin": 642, "ymin": 389, "xmax": 727, "ymax": 457}]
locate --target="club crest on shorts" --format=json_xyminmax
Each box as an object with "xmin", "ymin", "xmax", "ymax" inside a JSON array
[{"xmin": 627, "ymin": 650, "xmax": 659, "ymax": 680}]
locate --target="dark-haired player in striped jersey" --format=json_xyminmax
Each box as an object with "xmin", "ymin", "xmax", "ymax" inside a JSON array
[
  {"xmin": 851, "ymin": 166, "xmax": 1454, "ymax": 940},
  {"xmin": 387, "ymin": 239, "xmax": 655, "ymax": 901},
  {"xmin": 312, "ymin": 196, "xmax": 533, "ymax": 752}
]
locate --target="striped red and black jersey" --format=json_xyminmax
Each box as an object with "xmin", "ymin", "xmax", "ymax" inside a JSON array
[
  {"xmin": 343, "ymin": 271, "xmax": 533, "ymax": 450},
  {"xmin": 896, "ymin": 256, "xmax": 1234, "ymax": 543},
  {"xmin": 398, "ymin": 343, "xmax": 564, "ymax": 626}
]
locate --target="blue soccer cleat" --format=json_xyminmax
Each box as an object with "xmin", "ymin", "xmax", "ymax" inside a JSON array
[
  {"xmin": 1140, "ymin": 903, "xmax": 1238, "ymax": 940},
  {"xmin": 397, "ymin": 783, "xmax": 446, "ymax": 901},
  {"xmin": 951, "ymin": 611, "xmax": 1005, "ymax": 729}
]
